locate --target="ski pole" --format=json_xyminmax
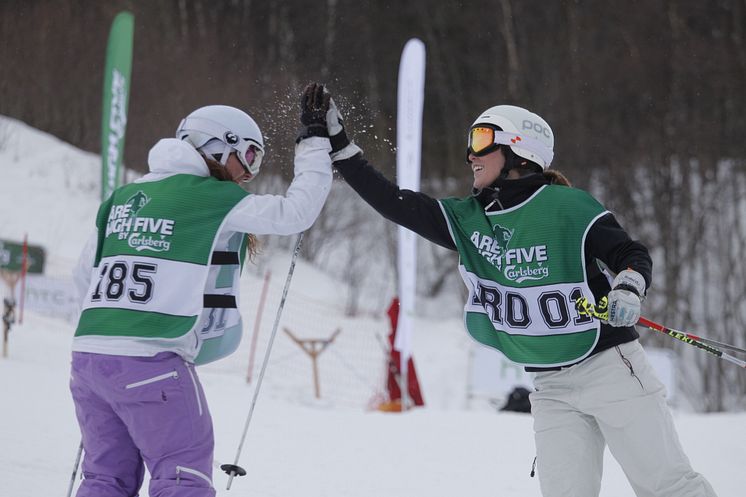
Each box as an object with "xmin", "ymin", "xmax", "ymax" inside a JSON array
[
  {"xmin": 581, "ymin": 296, "xmax": 746, "ymax": 354},
  {"xmin": 575, "ymin": 297, "xmax": 746, "ymax": 369},
  {"xmin": 221, "ymin": 232, "xmax": 304, "ymax": 490},
  {"xmin": 635, "ymin": 316, "xmax": 746, "ymax": 367},
  {"xmin": 65, "ymin": 441, "xmax": 83, "ymax": 497},
  {"xmin": 634, "ymin": 318, "xmax": 746, "ymax": 355}
]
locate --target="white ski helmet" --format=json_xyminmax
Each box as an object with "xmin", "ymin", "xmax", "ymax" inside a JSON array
[
  {"xmin": 176, "ymin": 105, "xmax": 265, "ymax": 179},
  {"xmin": 468, "ymin": 105, "xmax": 554, "ymax": 169}
]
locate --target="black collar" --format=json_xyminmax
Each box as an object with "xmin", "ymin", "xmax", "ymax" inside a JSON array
[{"xmin": 472, "ymin": 173, "xmax": 550, "ymax": 211}]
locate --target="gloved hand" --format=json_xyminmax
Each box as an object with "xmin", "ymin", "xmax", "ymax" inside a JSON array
[
  {"xmin": 606, "ymin": 269, "xmax": 646, "ymax": 327},
  {"xmin": 297, "ymin": 82, "xmax": 331, "ymax": 142},
  {"xmin": 326, "ymin": 96, "xmax": 362, "ymax": 162}
]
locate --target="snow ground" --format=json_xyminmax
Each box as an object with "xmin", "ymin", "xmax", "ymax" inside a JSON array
[{"xmin": 0, "ymin": 116, "xmax": 743, "ymax": 496}]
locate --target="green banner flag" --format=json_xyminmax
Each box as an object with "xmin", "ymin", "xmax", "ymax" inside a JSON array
[
  {"xmin": 101, "ymin": 11, "xmax": 134, "ymax": 201},
  {"xmin": 0, "ymin": 239, "xmax": 45, "ymax": 274}
]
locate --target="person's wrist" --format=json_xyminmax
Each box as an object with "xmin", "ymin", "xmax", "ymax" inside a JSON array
[
  {"xmin": 611, "ymin": 269, "xmax": 646, "ymax": 302},
  {"xmin": 296, "ymin": 123, "xmax": 328, "ymax": 143},
  {"xmin": 329, "ymin": 128, "xmax": 349, "ymax": 153},
  {"xmin": 305, "ymin": 123, "xmax": 329, "ymax": 137},
  {"xmin": 331, "ymin": 142, "xmax": 362, "ymax": 162}
]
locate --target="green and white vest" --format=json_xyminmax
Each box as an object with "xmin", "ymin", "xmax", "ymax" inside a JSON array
[
  {"xmin": 75, "ymin": 174, "xmax": 249, "ymax": 364},
  {"xmin": 439, "ymin": 185, "xmax": 608, "ymax": 367}
]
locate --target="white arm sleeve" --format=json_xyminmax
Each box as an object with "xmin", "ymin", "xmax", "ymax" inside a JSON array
[
  {"xmin": 73, "ymin": 231, "xmax": 97, "ymax": 306},
  {"xmin": 224, "ymin": 136, "xmax": 332, "ymax": 235}
]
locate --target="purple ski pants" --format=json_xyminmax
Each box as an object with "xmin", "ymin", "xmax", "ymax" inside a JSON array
[{"xmin": 70, "ymin": 352, "xmax": 215, "ymax": 497}]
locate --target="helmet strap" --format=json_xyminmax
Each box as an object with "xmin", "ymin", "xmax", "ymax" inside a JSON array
[
  {"xmin": 499, "ymin": 145, "xmax": 518, "ymax": 179},
  {"xmin": 197, "ymin": 138, "xmax": 234, "ymax": 166},
  {"xmin": 220, "ymin": 143, "xmax": 232, "ymax": 166},
  {"xmin": 500, "ymin": 145, "xmax": 541, "ymax": 179}
]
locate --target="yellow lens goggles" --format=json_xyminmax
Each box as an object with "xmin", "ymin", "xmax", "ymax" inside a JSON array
[
  {"xmin": 467, "ymin": 124, "xmax": 554, "ymax": 165},
  {"xmin": 468, "ymin": 126, "xmax": 498, "ymax": 155}
]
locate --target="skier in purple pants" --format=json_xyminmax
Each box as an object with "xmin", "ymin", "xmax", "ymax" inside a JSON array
[
  {"xmin": 70, "ymin": 353, "xmax": 215, "ymax": 496},
  {"xmin": 70, "ymin": 84, "xmax": 334, "ymax": 496}
]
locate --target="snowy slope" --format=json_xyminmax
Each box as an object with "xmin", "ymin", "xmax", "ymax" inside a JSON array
[{"xmin": 0, "ymin": 116, "xmax": 742, "ymax": 497}]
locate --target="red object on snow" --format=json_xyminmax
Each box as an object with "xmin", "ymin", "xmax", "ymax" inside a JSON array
[{"xmin": 384, "ymin": 298, "xmax": 424, "ymax": 406}]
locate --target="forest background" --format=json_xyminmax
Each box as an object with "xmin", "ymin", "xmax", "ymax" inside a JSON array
[{"xmin": 1, "ymin": 0, "xmax": 745, "ymax": 412}]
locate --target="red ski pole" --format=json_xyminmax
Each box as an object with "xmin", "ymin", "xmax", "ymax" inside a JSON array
[{"xmin": 575, "ymin": 297, "xmax": 746, "ymax": 369}]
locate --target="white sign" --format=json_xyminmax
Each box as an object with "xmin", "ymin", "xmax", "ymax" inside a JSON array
[
  {"xmin": 468, "ymin": 344, "xmax": 534, "ymax": 403},
  {"xmin": 14, "ymin": 275, "xmax": 79, "ymax": 324}
]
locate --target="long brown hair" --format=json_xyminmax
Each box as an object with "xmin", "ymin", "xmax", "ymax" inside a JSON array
[
  {"xmin": 543, "ymin": 169, "xmax": 571, "ymax": 186},
  {"xmin": 204, "ymin": 155, "xmax": 261, "ymax": 262},
  {"xmin": 512, "ymin": 159, "xmax": 572, "ymax": 187}
]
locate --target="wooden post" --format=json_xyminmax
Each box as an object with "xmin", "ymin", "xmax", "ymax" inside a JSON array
[
  {"xmin": 2, "ymin": 297, "xmax": 16, "ymax": 358},
  {"xmin": 0, "ymin": 270, "xmax": 20, "ymax": 359},
  {"xmin": 310, "ymin": 346, "xmax": 321, "ymax": 399},
  {"xmin": 283, "ymin": 327, "xmax": 341, "ymax": 399},
  {"xmin": 2, "ymin": 310, "xmax": 9, "ymax": 358},
  {"xmin": 2, "ymin": 313, "xmax": 6, "ymax": 358},
  {"xmin": 19, "ymin": 234, "xmax": 27, "ymax": 324}
]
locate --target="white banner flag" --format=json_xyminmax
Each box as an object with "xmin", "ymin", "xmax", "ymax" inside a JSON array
[
  {"xmin": 14, "ymin": 275, "xmax": 79, "ymax": 324},
  {"xmin": 395, "ymin": 38, "xmax": 426, "ymax": 369}
]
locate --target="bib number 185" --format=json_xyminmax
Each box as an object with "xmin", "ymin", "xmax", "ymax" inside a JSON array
[{"xmin": 91, "ymin": 261, "xmax": 157, "ymax": 304}]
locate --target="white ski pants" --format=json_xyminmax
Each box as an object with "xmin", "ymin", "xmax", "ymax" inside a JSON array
[{"xmin": 530, "ymin": 340, "xmax": 717, "ymax": 497}]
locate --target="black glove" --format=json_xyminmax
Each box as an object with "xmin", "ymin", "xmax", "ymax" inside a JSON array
[{"xmin": 297, "ymin": 82, "xmax": 330, "ymax": 143}]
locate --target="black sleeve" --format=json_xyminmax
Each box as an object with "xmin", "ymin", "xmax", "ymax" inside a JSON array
[
  {"xmin": 334, "ymin": 153, "xmax": 457, "ymax": 250},
  {"xmin": 585, "ymin": 212, "xmax": 653, "ymax": 290}
]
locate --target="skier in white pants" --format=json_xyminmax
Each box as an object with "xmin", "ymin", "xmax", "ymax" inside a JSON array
[
  {"xmin": 531, "ymin": 340, "xmax": 712, "ymax": 496},
  {"xmin": 326, "ymin": 94, "xmax": 717, "ymax": 496}
]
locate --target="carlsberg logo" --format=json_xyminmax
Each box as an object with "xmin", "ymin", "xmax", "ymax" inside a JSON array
[
  {"xmin": 470, "ymin": 224, "xmax": 550, "ymax": 282},
  {"xmin": 105, "ymin": 191, "xmax": 175, "ymax": 252},
  {"xmin": 503, "ymin": 246, "xmax": 550, "ymax": 283}
]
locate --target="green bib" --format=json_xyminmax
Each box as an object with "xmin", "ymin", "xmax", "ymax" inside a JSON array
[
  {"xmin": 440, "ymin": 185, "xmax": 608, "ymax": 367},
  {"xmin": 76, "ymin": 174, "xmax": 249, "ymax": 343}
]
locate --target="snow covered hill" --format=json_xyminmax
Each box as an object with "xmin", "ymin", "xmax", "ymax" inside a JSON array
[{"xmin": 0, "ymin": 116, "xmax": 742, "ymax": 496}]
